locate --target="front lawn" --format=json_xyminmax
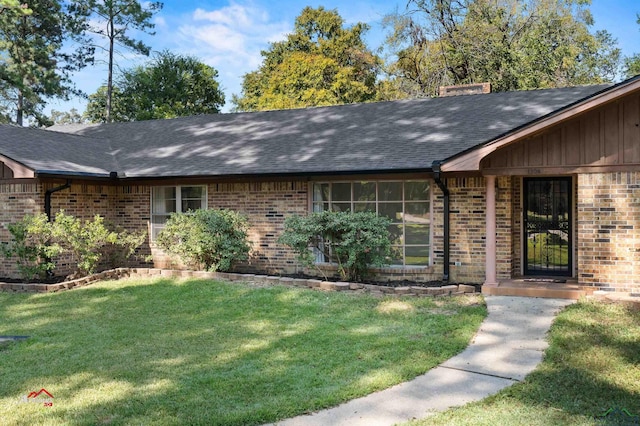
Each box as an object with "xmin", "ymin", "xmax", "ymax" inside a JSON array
[
  {"xmin": 409, "ymin": 300, "xmax": 640, "ymax": 425},
  {"xmin": 0, "ymin": 277, "xmax": 485, "ymax": 425}
]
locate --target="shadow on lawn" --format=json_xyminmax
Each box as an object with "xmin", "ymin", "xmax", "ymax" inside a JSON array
[
  {"xmin": 0, "ymin": 278, "xmax": 484, "ymax": 425},
  {"xmin": 500, "ymin": 302, "xmax": 640, "ymax": 423}
]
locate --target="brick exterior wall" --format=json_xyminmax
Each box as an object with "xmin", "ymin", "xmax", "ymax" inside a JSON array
[
  {"xmin": 206, "ymin": 181, "xmax": 308, "ymax": 274},
  {"xmin": 0, "ymin": 181, "xmax": 42, "ymax": 277},
  {"xmin": 433, "ymin": 176, "xmax": 513, "ymax": 283},
  {"xmin": 4, "ymin": 173, "xmax": 639, "ymax": 292},
  {"xmin": 578, "ymin": 172, "xmax": 640, "ymax": 294}
]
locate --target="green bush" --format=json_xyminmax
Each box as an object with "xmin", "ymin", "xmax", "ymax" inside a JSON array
[
  {"xmin": 1, "ymin": 213, "xmax": 63, "ymax": 281},
  {"xmin": 51, "ymin": 212, "xmax": 146, "ymax": 276},
  {"xmin": 2, "ymin": 211, "xmax": 146, "ymax": 280},
  {"xmin": 278, "ymin": 211, "xmax": 392, "ymax": 282},
  {"xmin": 156, "ymin": 209, "xmax": 250, "ymax": 272}
]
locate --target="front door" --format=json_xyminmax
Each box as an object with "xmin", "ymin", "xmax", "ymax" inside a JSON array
[{"xmin": 523, "ymin": 177, "xmax": 572, "ymax": 276}]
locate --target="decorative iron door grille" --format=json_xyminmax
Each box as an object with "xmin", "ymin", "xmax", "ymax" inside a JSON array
[{"xmin": 523, "ymin": 177, "xmax": 572, "ymax": 276}]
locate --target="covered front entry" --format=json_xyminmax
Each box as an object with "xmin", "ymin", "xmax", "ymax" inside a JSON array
[{"xmin": 523, "ymin": 177, "xmax": 572, "ymax": 276}]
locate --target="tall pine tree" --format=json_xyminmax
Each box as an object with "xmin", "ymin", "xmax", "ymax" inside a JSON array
[
  {"xmin": 0, "ymin": 0, "xmax": 92, "ymax": 126},
  {"xmin": 69, "ymin": 0, "xmax": 162, "ymax": 122}
]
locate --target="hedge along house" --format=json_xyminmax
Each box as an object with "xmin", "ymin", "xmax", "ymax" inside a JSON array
[{"xmin": 1, "ymin": 75, "xmax": 640, "ymax": 295}]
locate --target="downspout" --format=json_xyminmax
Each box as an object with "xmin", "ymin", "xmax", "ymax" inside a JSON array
[
  {"xmin": 45, "ymin": 180, "xmax": 71, "ymax": 222},
  {"xmin": 432, "ymin": 162, "xmax": 450, "ymax": 282},
  {"xmin": 43, "ymin": 180, "xmax": 71, "ymax": 279}
]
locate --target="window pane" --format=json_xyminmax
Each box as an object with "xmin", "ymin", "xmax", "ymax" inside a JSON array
[
  {"xmin": 379, "ymin": 203, "xmax": 403, "ymax": 222},
  {"xmin": 331, "ymin": 203, "xmax": 351, "ymax": 212},
  {"xmin": 405, "ymin": 181, "xmax": 430, "ymax": 201},
  {"xmin": 313, "ymin": 183, "xmax": 330, "ymax": 202},
  {"xmin": 406, "ymin": 224, "xmax": 430, "ymax": 245},
  {"xmin": 353, "ymin": 182, "xmax": 375, "ymax": 202},
  {"xmin": 313, "ymin": 202, "xmax": 328, "ymax": 212},
  {"xmin": 181, "ymin": 186, "xmax": 204, "ymax": 199},
  {"xmin": 405, "ymin": 202, "xmax": 430, "ymax": 224},
  {"xmin": 182, "ymin": 200, "xmax": 202, "ymax": 212},
  {"xmin": 387, "ymin": 225, "xmax": 404, "ymax": 245},
  {"xmin": 354, "ymin": 202, "xmax": 375, "ymax": 213},
  {"xmin": 152, "ymin": 187, "xmax": 176, "ymax": 214},
  {"xmin": 379, "ymin": 182, "xmax": 402, "ymax": 201},
  {"xmin": 164, "ymin": 200, "xmax": 177, "ymax": 214},
  {"xmin": 156, "ymin": 187, "xmax": 176, "ymax": 200},
  {"xmin": 405, "ymin": 246, "xmax": 429, "ymax": 265},
  {"xmin": 387, "ymin": 247, "xmax": 404, "ymax": 265},
  {"xmin": 332, "ymin": 183, "xmax": 351, "ymax": 202}
]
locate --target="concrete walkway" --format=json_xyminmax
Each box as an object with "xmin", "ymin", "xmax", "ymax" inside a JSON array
[{"xmin": 272, "ymin": 296, "xmax": 574, "ymax": 426}]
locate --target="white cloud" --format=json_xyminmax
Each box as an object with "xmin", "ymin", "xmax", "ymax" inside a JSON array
[
  {"xmin": 154, "ymin": 16, "xmax": 167, "ymax": 28},
  {"xmin": 159, "ymin": 1, "xmax": 290, "ymax": 106}
]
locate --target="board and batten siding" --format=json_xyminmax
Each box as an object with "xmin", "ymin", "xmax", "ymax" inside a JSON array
[{"xmin": 481, "ymin": 92, "xmax": 640, "ymax": 174}]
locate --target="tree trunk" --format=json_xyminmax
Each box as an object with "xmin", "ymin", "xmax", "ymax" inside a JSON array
[
  {"xmin": 16, "ymin": 89, "xmax": 23, "ymax": 126},
  {"xmin": 106, "ymin": 5, "xmax": 114, "ymax": 123}
]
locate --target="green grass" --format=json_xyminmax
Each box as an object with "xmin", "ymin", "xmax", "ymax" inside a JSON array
[
  {"xmin": 0, "ymin": 277, "xmax": 486, "ymax": 426},
  {"xmin": 407, "ymin": 300, "xmax": 640, "ymax": 425},
  {"xmin": 527, "ymin": 234, "xmax": 569, "ymax": 267}
]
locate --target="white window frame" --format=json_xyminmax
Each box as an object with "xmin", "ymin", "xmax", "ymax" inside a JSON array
[
  {"xmin": 311, "ymin": 180, "xmax": 432, "ymax": 267},
  {"xmin": 150, "ymin": 185, "xmax": 207, "ymax": 240}
]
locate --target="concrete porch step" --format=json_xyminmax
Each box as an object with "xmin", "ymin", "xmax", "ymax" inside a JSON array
[{"xmin": 482, "ymin": 279, "xmax": 592, "ymax": 300}]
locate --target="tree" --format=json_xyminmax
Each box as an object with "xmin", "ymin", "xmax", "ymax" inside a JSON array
[
  {"xmin": 85, "ymin": 51, "xmax": 225, "ymax": 122},
  {"xmin": 0, "ymin": 1, "xmax": 31, "ymax": 15},
  {"xmin": 69, "ymin": 0, "xmax": 163, "ymax": 123},
  {"xmin": 0, "ymin": 0, "xmax": 93, "ymax": 126},
  {"xmin": 382, "ymin": 0, "xmax": 621, "ymax": 97},
  {"xmin": 624, "ymin": 14, "xmax": 640, "ymax": 78},
  {"xmin": 50, "ymin": 108, "xmax": 85, "ymax": 125},
  {"xmin": 233, "ymin": 6, "xmax": 380, "ymax": 111}
]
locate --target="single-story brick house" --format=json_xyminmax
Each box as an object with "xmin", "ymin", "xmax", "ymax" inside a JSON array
[{"xmin": 1, "ymin": 75, "xmax": 640, "ymax": 294}]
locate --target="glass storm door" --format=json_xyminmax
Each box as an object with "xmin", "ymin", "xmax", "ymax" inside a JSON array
[{"xmin": 523, "ymin": 177, "xmax": 572, "ymax": 276}]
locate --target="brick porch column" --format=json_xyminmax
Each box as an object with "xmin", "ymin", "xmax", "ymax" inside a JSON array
[{"xmin": 484, "ymin": 175, "xmax": 498, "ymax": 286}]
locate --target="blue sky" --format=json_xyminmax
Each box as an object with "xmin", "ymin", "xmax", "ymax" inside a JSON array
[{"xmin": 49, "ymin": 0, "xmax": 640, "ymax": 116}]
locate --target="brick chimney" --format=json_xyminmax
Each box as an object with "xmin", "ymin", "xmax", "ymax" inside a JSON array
[{"xmin": 438, "ymin": 82, "xmax": 491, "ymax": 97}]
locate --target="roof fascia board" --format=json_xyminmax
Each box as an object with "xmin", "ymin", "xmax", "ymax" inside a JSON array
[
  {"xmin": 0, "ymin": 154, "xmax": 35, "ymax": 178},
  {"xmin": 441, "ymin": 78, "xmax": 640, "ymax": 173},
  {"xmin": 118, "ymin": 168, "xmax": 434, "ymax": 183}
]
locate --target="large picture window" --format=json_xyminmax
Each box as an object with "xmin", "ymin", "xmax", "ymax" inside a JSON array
[
  {"xmin": 151, "ymin": 186, "xmax": 207, "ymax": 239},
  {"xmin": 312, "ymin": 181, "xmax": 431, "ymax": 266}
]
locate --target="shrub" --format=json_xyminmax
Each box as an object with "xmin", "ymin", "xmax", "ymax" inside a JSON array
[
  {"xmin": 156, "ymin": 209, "xmax": 250, "ymax": 272},
  {"xmin": 279, "ymin": 211, "xmax": 392, "ymax": 282},
  {"xmin": 51, "ymin": 212, "xmax": 146, "ymax": 276},
  {"xmin": 1, "ymin": 213, "xmax": 63, "ymax": 281}
]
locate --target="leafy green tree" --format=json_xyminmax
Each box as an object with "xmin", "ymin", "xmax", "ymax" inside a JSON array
[
  {"xmin": 382, "ymin": 0, "xmax": 621, "ymax": 97},
  {"xmin": 0, "ymin": 0, "xmax": 93, "ymax": 126},
  {"xmin": 233, "ymin": 6, "xmax": 380, "ymax": 111},
  {"xmin": 0, "ymin": 0, "xmax": 31, "ymax": 15},
  {"xmin": 50, "ymin": 108, "xmax": 85, "ymax": 125},
  {"xmin": 85, "ymin": 51, "xmax": 224, "ymax": 122},
  {"xmin": 69, "ymin": 0, "xmax": 162, "ymax": 122},
  {"xmin": 84, "ymin": 85, "xmax": 127, "ymax": 123}
]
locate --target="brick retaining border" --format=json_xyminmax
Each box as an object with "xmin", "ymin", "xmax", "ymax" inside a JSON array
[{"xmin": 0, "ymin": 268, "xmax": 478, "ymax": 297}]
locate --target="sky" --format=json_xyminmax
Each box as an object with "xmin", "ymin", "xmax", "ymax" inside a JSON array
[{"xmin": 47, "ymin": 0, "xmax": 640, "ymax": 116}]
